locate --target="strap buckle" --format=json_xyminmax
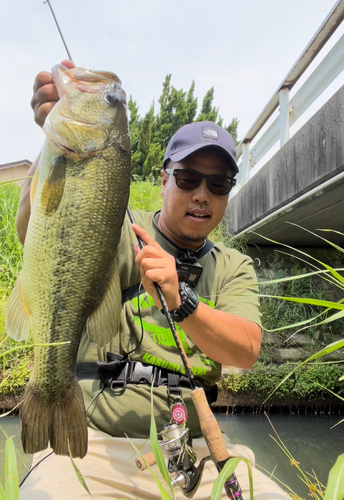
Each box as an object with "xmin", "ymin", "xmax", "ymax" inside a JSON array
[
  {"xmin": 109, "ymin": 361, "xmax": 134, "ymax": 395},
  {"xmin": 132, "ymin": 363, "xmax": 161, "ymax": 387}
]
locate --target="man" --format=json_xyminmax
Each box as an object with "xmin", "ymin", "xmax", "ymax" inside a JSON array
[{"xmin": 17, "ymin": 61, "xmax": 290, "ymax": 499}]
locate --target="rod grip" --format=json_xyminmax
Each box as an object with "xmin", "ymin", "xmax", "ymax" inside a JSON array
[
  {"xmin": 135, "ymin": 451, "xmax": 156, "ymax": 471},
  {"xmin": 191, "ymin": 387, "xmax": 229, "ymax": 464}
]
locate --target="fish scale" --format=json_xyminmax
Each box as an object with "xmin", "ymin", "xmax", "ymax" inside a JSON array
[{"xmin": 6, "ymin": 65, "xmax": 131, "ymax": 458}]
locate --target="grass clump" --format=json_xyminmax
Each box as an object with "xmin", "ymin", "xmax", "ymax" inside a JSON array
[
  {"xmin": 0, "ymin": 183, "xmax": 23, "ymax": 291},
  {"xmin": 0, "ymin": 183, "xmax": 31, "ymax": 397},
  {"xmin": 222, "ymin": 361, "xmax": 344, "ymax": 403},
  {"xmin": 258, "ymin": 252, "xmax": 344, "ymax": 346},
  {"xmin": 129, "ymin": 180, "xmax": 162, "ymax": 213}
]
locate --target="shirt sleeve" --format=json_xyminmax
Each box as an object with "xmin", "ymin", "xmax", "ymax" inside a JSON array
[{"xmin": 213, "ymin": 246, "xmax": 262, "ymax": 328}]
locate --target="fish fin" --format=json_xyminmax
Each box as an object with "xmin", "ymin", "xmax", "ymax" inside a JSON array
[
  {"xmin": 41, "ymin": 155, "xmax": 66, "ymax": 215},
  {"xmin": 21, "ymin": 382, "xmax": 51, "ymax": 454},
  {"xmin": 86, "ymin": 267, "xmax": 121, "ymax": 347},
  {"xmin": 30, "ymin": 165, "xmax": 39, "ymax": 207},
  {"xmin": 21, "ymin": 379, "xmax": 88, "ymax": 459},
  {"xmin": 50, "ymin": 379, "xmax": 88, "ymax": 458},
  {"xmin": 5, "ymin": 275, "xmax": 31, "ymax": 341}
]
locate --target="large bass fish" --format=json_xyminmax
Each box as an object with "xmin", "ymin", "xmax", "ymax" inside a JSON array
[{"xmin": 5, "ymin": 65, "xmax": 131, "ymax": 458}]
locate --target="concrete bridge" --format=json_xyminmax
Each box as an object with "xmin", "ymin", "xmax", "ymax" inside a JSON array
[{"xmin": 226, "ymin": 1, "xmax": 344, "ymax": 250}]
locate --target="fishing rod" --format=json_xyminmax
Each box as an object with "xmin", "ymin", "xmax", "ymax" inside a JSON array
[
  {"xmin": 43, "ymin": 3, "xmax": 244, "ymax": 497},
  {"xmin": 43, "ymin": 0, "xmax": 74, "ymax": 62},
  {"xmin": 127, "ymin": 208, "xmax": 243, "ymax": 500}
]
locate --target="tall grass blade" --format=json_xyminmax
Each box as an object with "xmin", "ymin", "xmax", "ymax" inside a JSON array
[
  {"xmin": 125, "ymin": 435, "xmax": 173, "ymax": 500},
  {"xmin": 5, "ymin": 436, "xmax": 19, "ymax": 500},
  {"xmin": 258, "ymin": 295, "xmax": 344, "ymax": 310},
  {"xmin": 210, "ymin": 458, "xmax": 252, "ymax": 500},
  {"xmin": 0, "ymin": 481, "xmax": 6, "ymax": 500},
  {"xmin": 323, "ymin": 454, "xmax": 344, "ymax": 500},
  {"xmin": 68, "ymin": 442, "xmax": 94, "ymax": 499},
  {"xmin": 256, "ymin": 268, "xmax": 344, "ymax": 287},
  {"xmin": 316, "ymin": 383, "xmax": 344, "ymax": 402},
  {"xmin": 263, "ymin": 304, "xmax": 344, "ymax": 333},
  {"xmin": 287, "ymin": 223, "xmax": 344, "ymax": 255},
  {"xmin": 150, "ymin": 385, "xmax": 175, "ymax": 497},
  {"xmin": 263, "ymin": 339, "xmax": 344, "ymax": 404},
  {"xmin": 0, "ymin": 177, "xmax": 32, "ymax": 186},
  {"xmin": 252, "ymin": 230, "xmax": 344, "ymax": 287},
  {"xmin": 0, "ymin": 341, "xmax": 70, "ymax": 359},
  {"xmin": 319, "ymin": 229, "xmax": 344, "ymax": 237}
]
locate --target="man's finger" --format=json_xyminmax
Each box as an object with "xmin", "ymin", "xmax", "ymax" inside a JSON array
[
  {"xmin": 33, "ymin": 71, "xmax": 54, "ymax": 93},
  {"xmin": 32, "ymin": 83, "xmax": 59, "ymax": 108},
  {"xmin": 61, "ymin": 59, "xmax": 76, "ymax": 69},
  {"xmin": 34, "ymin": 102, "xmax": 56, "ymax": 127},
  {"xmin": 132, "ymin": 224, "xmax": 159, "ymax": 248}
]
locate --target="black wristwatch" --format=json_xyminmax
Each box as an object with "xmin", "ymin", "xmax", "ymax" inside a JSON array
[{"xmin": 169, "ymin": 282, "xmax": 199, "ymax": 323}]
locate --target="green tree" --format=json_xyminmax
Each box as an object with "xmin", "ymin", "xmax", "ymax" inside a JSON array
[
  {"xmin": 132, "ymin": 105, "xmax": 155, "ymax": 178},
  {"xmin": 128, "ymin": 96, "xmax": 141, "ymax": 177},
  {"xmin": 143, "ymin": 142, "xmax": 163, "ymax": 181},
  {"xmin": 185, "ymin": 80, "xmax": 198, "ymax": 123},
  {"xmin": 196, "ymin": 87, "xmax": 219, "ymax": 122},
  {"xmin": 226, "ymin": 117, "xmax": 240, "ymax": 144},
  {"xmin": 127, "ymin": 75, "xmax": 240, "ymax": 180},
  {"xmin": 154, "ymin": 74, "xmax": 173, "ymax": 151}
]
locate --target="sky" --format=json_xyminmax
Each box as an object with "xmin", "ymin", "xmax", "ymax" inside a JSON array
[{"xmin": 1, "ymin": 0, "xmax": 344, "ymax": 166}]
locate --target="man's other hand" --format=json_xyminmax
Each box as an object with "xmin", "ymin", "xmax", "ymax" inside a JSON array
[{"xmin": 31, "ymin": 59, "xmax": 75, "ymax": 128}]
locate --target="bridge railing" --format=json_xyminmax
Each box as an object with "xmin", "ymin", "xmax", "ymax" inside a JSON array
[{"xmin": 232, "ymin": 0, "xmax": 344, "ymax": 194}]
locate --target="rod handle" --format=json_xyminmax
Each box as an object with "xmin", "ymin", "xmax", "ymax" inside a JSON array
[
  {"xmin": 191, "ymin": 387, "xmax": 229, "ymax": 464},
  {"xmin": 135, "ymin": 451, "xmax": 156, "ymax": 471}
]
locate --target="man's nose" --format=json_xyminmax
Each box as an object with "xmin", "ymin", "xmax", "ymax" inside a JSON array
[{"xmin": 191, "ymin": 179, "xmax": 210, "ymax": 203}]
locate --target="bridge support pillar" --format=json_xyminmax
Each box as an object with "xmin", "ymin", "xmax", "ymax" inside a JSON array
[
  {"xmin": 242, "ymin": 142, "xmax": 251, "ymax": 184},
  {"xmin": 279, "ymin": 87, "xmax": 290, "ymax": 146}
]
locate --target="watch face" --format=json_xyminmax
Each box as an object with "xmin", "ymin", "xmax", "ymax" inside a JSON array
[
  {"xmin": 180, "ymin": 282, "xmax": 198, "ymax": 304},
  {"xmin": 171, "ymin": 282, "xmax": 199, "ymax": 323}
]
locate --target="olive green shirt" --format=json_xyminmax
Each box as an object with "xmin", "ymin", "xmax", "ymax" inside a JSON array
[{"xmin": 77, "ymin": 211, "xmax": 261, "ymax": 438}]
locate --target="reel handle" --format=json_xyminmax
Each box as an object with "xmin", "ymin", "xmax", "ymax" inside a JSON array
[{"xmin": 135, "ymin": 451, "xmax": 156, "ymax": 471}]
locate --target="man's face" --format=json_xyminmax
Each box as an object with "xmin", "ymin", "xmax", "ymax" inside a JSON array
[{"xmin": 159, "ymin": 148, "xmax": 234, "ymax": 250}]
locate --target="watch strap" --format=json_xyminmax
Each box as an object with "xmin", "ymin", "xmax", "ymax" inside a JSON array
[{"xmin": 169, "ymin": 282, "xmax": 199, "ymax": 323}]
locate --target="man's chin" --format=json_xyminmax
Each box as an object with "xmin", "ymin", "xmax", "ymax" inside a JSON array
[{"xmin": 179, "ymin": 231, "xmax": 208, "ymax": 249}]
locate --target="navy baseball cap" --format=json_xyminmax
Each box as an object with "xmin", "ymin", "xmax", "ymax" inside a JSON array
[{"xmin": 163, "ymin": 121, "xmax": 238, "ymax": 174}]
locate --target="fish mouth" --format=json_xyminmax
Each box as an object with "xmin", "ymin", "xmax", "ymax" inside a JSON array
[
  {"xmin": 57, "ymin": 143, "xmax": 76, "ymax": 154},
  {"xmin": 52, "ymin": 65, "xmax": 122, "ymax": 98}
]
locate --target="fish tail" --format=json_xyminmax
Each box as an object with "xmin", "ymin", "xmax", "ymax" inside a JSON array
[
  {"xmin": 21, "ymin": 379, "xmax": 88, "ymax": 459},
  {"xmin": 21, "ymin": 382, "xmax": 51, "ymax": 454}
]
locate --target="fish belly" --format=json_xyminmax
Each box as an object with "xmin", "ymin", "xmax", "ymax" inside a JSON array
[{"xmin": 12, "ymin": 139, "xmax": 131, "ymax": 457}]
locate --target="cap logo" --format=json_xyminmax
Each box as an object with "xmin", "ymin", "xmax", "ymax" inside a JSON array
[{"xmin": 202, "ymin": 127, "xmax": 218, "ymax": 141}]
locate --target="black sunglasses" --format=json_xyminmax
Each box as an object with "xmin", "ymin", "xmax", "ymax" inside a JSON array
[{"xmin": 165, "ymin": 168, "xmax": 236, "ymax": 196}]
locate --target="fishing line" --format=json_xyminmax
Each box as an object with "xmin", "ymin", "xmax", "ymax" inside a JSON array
[
  {"xmin": 85, "ymin": 281, "xmax": 145, "ymax": 415},
  {"xmin": 125, "ymin": 281, "xmax": 145, "ymax": 357},
  {"xmin": 19, "ymin": 452, "xmax": 54, "ymax": 487}
]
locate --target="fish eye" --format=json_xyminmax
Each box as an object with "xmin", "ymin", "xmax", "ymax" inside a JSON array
[{"xmin": 105, "ymin": 92, "xmax": 120, "ymax": 106}]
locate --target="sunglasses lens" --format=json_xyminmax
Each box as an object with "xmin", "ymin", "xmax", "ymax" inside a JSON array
[
  {"xmin": 208, "ymin": 177, "xmax": 232, "ymax": 195},
  {"xmin": 175, "ymin": 170, "xmax": 201, "ymax": 190},
  {"xmin": 173, "ymin": 169, "xmax": 233, "ymax": 195}
]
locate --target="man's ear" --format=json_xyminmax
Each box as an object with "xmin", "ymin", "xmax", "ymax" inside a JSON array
[{"xmin": 161, "ymin": 169, "xmax": 168, "ymax": 196}]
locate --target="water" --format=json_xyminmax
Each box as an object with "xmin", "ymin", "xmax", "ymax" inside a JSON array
[
  {"xmin": 217, "ymin": 412, "xmax": 344, "ymax": 498},
  {"xmin": 0, "ymin": 414, "xmax": 343, "ymax": 497}
]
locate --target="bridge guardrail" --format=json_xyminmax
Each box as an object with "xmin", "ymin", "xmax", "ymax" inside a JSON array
[{"xmin": 232, "ymin": 0, "xmax": 344, "ymax": 193}]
